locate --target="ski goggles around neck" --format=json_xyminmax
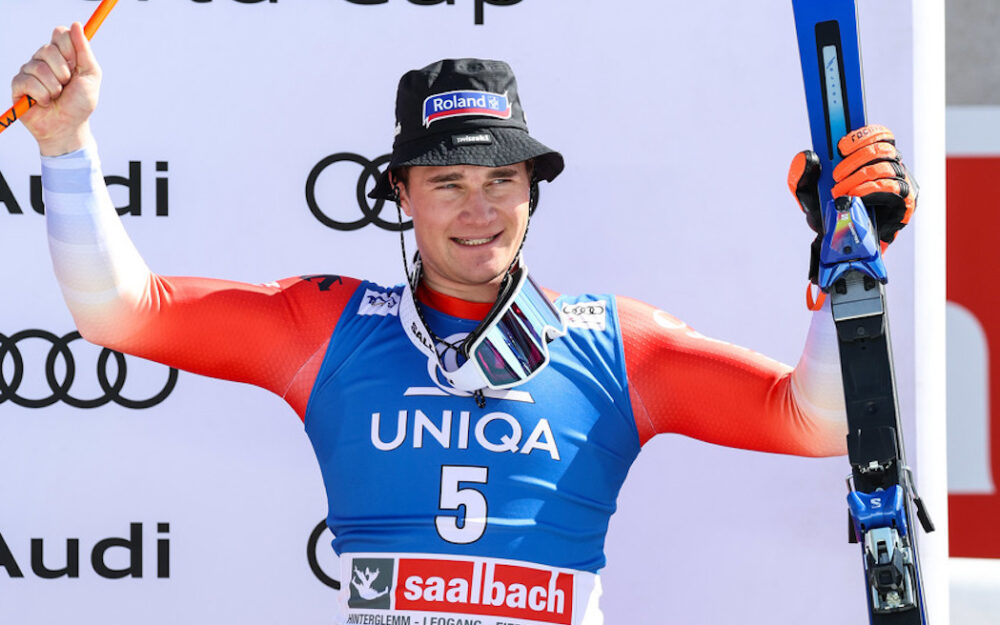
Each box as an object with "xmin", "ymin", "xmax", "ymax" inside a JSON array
[{"xmin": 401, "ymin": 266, "xmax": 567, "ymax": 392}]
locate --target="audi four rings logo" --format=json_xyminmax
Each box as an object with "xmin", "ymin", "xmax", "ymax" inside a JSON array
[
  {"xmin": 0, "ymin": 330, "xmax": 178, "ymax": 409},
  {"xmin": 305, "ymin": 153, "xmax": 413, "ymax": 233}
]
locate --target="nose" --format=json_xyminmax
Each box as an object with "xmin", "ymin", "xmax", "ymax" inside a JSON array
[{"xmin": 461, "ymin": 187, "xmax": 496, "ymax": 225}]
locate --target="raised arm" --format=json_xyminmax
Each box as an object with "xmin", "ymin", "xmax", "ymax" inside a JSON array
[
  {"xmin": 623, "ymin": 124, "xmax": 918, "ymax": 456},
  {"xmin": 12, "ymin": 24, "xmax": 361, "ymax": 419}
]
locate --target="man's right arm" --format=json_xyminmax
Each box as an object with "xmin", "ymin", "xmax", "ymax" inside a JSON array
[
  {"xmin": 43, "ymin": 146, "xmax": 360, "ymax": 416},
  {"xmin": 15, "ymin": 24, "xmax": 361, "ymax": 419}
]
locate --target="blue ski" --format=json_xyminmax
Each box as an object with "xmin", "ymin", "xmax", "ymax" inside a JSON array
[{"xmin": 790, "ymin": 1, "xmax": 934, "ymax": 623}]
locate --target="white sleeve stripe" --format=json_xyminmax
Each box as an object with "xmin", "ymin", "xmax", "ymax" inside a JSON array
[
  {"xmin": 42, "ymin": 143, "xmax": 152, "ymax": 343},
  {"xmin": 51, "ymin": 281, "xmax": 134, "ymax": 308},
  {"xmin": 39, "ymin": 163, "xmax": 100, "ymax": 193},
  {"xmin": 47, "ymin": 236, "xmax": 146, "ymax": 293},
  {"xmin": 45, "ymin": 210, "xmax": 107, "ymax": 244}
]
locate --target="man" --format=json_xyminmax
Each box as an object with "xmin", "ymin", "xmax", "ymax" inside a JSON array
[{"xmin": 13, "ymin": 22, "xmax": 915, "ymax": 624}]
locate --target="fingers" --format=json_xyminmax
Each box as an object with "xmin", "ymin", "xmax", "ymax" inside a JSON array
[
  {"xmin": 51, "ymin": 26, "xmax": 77, "ymax": 73},
  {"xmin": 837, "ymin": 174, "xmax": 917, "ymax": 242},
  {"xmin": 831, "ymin": 141, "xmax": 899, "ymax": 182},
  {"xmin": 830, "ymin": 122, "xmax": 917, "ymax": 230},
  {"xmin": 831, "ymin": 161, "xmax": 906, "ymax": 198},
  {"xmin": 834, "ymin": 164, "xmax": 917, "ymax": 219},
  {"xmin": 818, "ymin": 124, "xmax": 918, "ymax": 246},
  {"xmin": 33, "ymin": 42, "xmax": 73, "ymax": 85},
  {"xmin": 13, "ymin": 59, "xmax": 62, "ymax": 106},
  {"xmin": 11, "ymin": 24, "xmax": 85, "ymax": 107},
  {"xmin": 836, "ymin": 124, "xmax": 895, "ymax": 157},
  {"xmin": 69, "ymin": 22, "xmax": 100, "ymax": 77},
  {"xmin": 788, "ymin": 150, "xmax": 821, "ymax": 195},
  {"xmin": 787, "ymin": 150, "xmax": 823, "ymax": 233},
  {"xmin": 837, "ymin": 179, "xmax": 908, "ymax": 201}
]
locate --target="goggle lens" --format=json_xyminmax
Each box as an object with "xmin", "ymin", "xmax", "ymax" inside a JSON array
[
  {"xmin": 401, "ymin": 265, "xmax": 567, "ymax": 392},
  {"xmin": 466, "ymin": 274, "xmax": 564, "ymax": 388}
]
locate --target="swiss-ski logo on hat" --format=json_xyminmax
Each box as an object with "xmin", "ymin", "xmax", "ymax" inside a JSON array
[{"xmin": 423, "ymin": 90, "xmax": 511, "ymax": 127}]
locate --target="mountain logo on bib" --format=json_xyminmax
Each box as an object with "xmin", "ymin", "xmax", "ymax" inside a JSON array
[{"xmin": 348, "ymin": 557, "xmax": 394, "ymax": 609}]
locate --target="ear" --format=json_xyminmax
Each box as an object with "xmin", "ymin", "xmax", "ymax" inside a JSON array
[{"xmin": 391, "ymin": 172, "xmax": 414, "ymax": 217}]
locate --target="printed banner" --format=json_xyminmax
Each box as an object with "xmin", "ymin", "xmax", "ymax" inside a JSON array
[{"xmin": 0, "ymin": 1, "xmax": 917, "ymax": 624}]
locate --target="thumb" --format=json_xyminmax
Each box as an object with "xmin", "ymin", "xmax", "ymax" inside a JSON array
[
  {"xmin": 69, "ymin": 22, "xmax": 100, "ymax": 76},
  {"xmin": 787, "ymin": 150, "xmax": 823, "ymax": 233}
]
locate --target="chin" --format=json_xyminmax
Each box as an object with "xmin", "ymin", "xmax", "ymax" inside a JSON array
[
  {"xmin": 455, "ymin": 261, "xmax": 506, "ymax": 285},
  {"xmin": 457, "ymin": 255, "xmax": 512, "ymax": 279},
  {"xmin": 463, "ymin": 269, "xmax": 506, "ymax": 287}
]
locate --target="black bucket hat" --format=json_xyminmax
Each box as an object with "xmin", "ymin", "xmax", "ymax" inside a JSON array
[{"xmin": 368, "ymin": 58, "xmax": 565, "ymax": 200}]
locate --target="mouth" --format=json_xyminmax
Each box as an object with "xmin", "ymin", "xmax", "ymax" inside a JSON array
[{"xmin": 452, "ymin": 233, "xmax": 501, "ymax": 247}]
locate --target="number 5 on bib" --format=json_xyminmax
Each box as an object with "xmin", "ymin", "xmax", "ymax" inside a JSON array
[{"xmin": 436, "ymin": 465, "xmax": 489, "ymax": 544}]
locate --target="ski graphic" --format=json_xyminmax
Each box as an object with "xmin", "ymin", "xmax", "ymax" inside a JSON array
[{"xmin": 790, "ymin": 1, "xmax": 934, "ymax": 624}]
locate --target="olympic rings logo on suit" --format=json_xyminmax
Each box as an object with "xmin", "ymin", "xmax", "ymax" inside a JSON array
[
  {"xmin": 562, "ymin": 304, "xmax": 605, "ymax": 316},
  {"xmin": 0, "ymin": 330, "xmax": 179, "ymax": 409},
  {"xmin": 305, "ymin": 152, "xmax": 413, "ymax": 233}
]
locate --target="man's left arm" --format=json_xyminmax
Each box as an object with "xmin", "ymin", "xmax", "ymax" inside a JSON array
[
  {"xmin": 622, "ymin": 124, "xmax": 917, "ymax": 456},
  {"xmin": 619, "ymin": 295, "xmax": 847, "ymax": 456}
]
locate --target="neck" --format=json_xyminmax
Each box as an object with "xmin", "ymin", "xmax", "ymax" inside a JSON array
[
  {"xmin": 418, "ymin": 274, "xmax": 502, "ymax": 304},
  {"xmin": 416, "ymin": 282, "xmax": 494, "ymax": 321},
  {"xmin": 414, "ymin": 257, "xmax": 521, "ymax": 305}
]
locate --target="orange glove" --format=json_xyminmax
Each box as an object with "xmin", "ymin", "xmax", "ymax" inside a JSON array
[
  {"xmin": 831, "ymin": 124, "xmax": 918, "ymax": 245},
  {"xmin": 787, "ymin": 124, "xmax": 918, "ymax": 284}
]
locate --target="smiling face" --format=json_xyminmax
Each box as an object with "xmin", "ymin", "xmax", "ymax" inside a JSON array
[{"xmin": 397, "ymin": 162, "xmax": 532, "ymax": 303}]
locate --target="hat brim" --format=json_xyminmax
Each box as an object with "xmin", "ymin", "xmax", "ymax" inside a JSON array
[{"xmin": 369, "ymin": 127, "xmax": 564, "ymax": 200}]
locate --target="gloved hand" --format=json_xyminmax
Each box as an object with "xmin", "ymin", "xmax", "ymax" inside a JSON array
[{"xmin": 787, "ymin": 124, "xmax": 918, "ymax": 284}]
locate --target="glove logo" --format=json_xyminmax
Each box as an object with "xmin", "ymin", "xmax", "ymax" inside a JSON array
[
  {"xmin": 305, "ymin": 153, "xmax": 413, "ymax": 232},
  {"xmin": 0, "ymin": 330, "xmax": 178, "ymax": 409}
]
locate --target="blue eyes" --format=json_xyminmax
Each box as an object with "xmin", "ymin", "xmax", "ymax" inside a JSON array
[{"xmin": 435, "ymin": 179, "xmax": 512, "ymax": 191}]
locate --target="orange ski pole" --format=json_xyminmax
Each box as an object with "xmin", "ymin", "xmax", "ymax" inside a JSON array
[{"xmin": 0, "ymin": 0, "xmax": 120, "ymax": 136}]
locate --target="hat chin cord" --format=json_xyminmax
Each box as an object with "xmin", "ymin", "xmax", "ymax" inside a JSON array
[{"xmin": 390, "ymin": 177, "xmax": 540, "ymax": 407}]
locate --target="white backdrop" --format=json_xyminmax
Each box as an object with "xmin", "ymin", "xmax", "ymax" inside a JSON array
[{"xmin": 0, "ymin": 1, "xmax": 925, "ymax": 623}]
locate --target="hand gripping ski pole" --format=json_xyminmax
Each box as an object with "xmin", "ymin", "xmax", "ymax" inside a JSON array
[
  {"xmin": 790, "ymin": 1, "xmax": 934, "ymax": 623},
  {"xmin": 0, "ymin": 0, "xmax": 120, "ymax": 137}
]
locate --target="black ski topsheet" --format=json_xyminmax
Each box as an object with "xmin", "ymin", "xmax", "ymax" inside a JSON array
[{"xmin": 790, "ymin": 1, "xmax": 931, "ymax": 623}]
